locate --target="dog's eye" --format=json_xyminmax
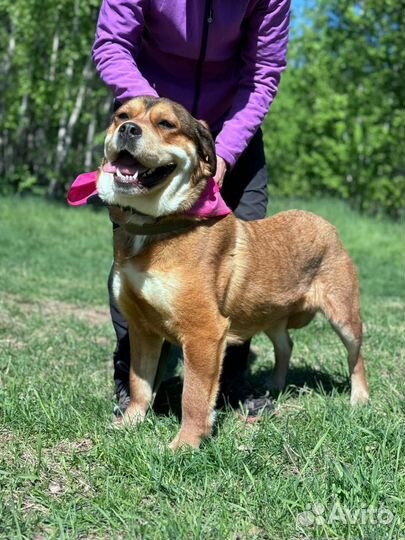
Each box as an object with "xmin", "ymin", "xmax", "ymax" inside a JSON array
[
  {"xmin": 117, "ymin": 112, "xmax": 129, "ymax": 120},
  {"xmin": 158, "ymin": 120, "xmax": 176, "ymax": 129}
]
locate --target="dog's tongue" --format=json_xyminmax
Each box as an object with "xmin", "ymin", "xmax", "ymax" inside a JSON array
[
  {"xmin": 102, "ymin": 162, "xmax": 116, "ymax": 174},
  {"xmin": 103, "ymin": 157, "xmax": 143, "ymax": 176}
]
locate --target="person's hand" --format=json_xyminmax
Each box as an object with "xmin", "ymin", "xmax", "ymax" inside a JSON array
[{"xmin": 213, "ymin": 155, "xmax": 228, "ymax": 187}]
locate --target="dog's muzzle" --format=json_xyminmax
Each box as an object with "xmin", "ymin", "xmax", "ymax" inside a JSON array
[{"xmin": 116, "ymin": 122, "xmax": 143, "ymax": 155}]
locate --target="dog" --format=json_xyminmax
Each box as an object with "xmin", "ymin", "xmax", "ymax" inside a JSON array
[{"xmin": 95, "ymin": 96, "xmax": 369, "ymax": 449}]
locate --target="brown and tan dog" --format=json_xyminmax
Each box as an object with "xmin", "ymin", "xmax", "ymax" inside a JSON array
[{"xmin": 97, "ymin": 96, "xmax": 369, "ymax": 449}]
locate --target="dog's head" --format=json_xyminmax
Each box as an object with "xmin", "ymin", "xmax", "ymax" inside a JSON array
[{"xmin": 97, "ymin": 97, "xmax": 216, "ymax": 218}]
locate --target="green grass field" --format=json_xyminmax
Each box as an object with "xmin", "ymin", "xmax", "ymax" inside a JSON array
[{"xmin": 0, "ymin": 196, "xmax": 404, "ymax": 540}]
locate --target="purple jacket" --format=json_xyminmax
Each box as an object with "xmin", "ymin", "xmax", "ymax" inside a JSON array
[{"xmin": 92, "ymin": 0, "xmax": 290, "ymax": 168}]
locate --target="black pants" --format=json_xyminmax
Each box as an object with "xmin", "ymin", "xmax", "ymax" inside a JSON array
[{"xmin": 109, "ymin": 129, "xmax": 268, "ymax": 397}]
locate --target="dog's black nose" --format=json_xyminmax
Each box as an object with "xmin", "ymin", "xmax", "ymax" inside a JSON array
[{"xmin": 118, "ymin": 122, "xmax": 142, "ymax": 139}]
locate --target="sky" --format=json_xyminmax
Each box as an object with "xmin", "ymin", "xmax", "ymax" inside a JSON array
[{"xmin": 291, "ymin": 0, "xmax": 314, "ymax": 29}]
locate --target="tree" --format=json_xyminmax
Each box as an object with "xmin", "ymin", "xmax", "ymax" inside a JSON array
[
  {"xmin": 264, "ymin": 0, "xmax": 405, "ymax": 217},
  {"xmin": 0, "ymin": 0, "xmax": 110, "ymax": 197}
]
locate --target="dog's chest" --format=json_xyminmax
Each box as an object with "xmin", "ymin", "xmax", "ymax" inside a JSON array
[{"xmin": 115, "ymin": 261, "xmax": 179, "ymax": 314}]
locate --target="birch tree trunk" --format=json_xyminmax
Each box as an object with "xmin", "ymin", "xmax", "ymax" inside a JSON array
[{"xmin": 0, "ymin": 31, "xmax": 16, "ymax": 177}]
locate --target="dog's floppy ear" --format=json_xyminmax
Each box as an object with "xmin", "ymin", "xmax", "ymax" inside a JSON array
[{"xmin": 192, "ymin": 120, "xmax": 217, "ymax": 184}]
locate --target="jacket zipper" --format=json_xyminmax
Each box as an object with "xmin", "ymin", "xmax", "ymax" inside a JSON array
[{"xmin": 191, "ymin": 0, "xmax": 214, "ymax": 117}]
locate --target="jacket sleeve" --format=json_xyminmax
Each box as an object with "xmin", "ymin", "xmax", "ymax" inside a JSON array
[
  {"xmin": 215, "ymin": 0, "xmax": 290, "ymax": 168},
  {"xmin": 92, "ymin": 0, "xmax": 159, "ymax": 102}
]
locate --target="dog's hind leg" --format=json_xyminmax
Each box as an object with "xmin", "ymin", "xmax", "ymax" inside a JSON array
[
  {"xmin": 169, "ymin": 321, "xmax": 228, "ymax": 450},
  {"xmin": 265, "ymin": 322, "xmax": 293, "ymax": 392},
  {"xmin": 317, "ymin": 260, "xmax": 369, "ymax": 406},
  {"xmin": 117, "ymin": 326, "xmax": 164, "ymax": 426},
  {"xmin": 329, "ymin": 318, "xmax": 369, "ymax": 406}
]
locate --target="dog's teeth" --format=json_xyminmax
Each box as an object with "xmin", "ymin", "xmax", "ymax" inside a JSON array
[{"xmin": 116, "ymin": 168, "xmax": 138, "ymax": 182}]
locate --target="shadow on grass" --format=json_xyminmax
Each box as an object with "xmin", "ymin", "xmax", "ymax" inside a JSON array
[{"xmin": 153, "ymin": 347, "xmax": 350, "ymax": 420}]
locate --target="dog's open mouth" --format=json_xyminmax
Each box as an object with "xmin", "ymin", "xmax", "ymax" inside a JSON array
[{"xmin": 103, "ymin": 151, "xmax": 176, "ymax": 190}]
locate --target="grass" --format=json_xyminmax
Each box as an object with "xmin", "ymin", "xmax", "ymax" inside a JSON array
[{"xmin": 0, "ymin": 195, "xmax": 404, "ymax": 540}]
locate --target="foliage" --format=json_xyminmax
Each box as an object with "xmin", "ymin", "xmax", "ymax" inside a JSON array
[
  {"xmin": 0, "ymin": 0, "xmax": 109, "ymax": 197},
  {"xmin": 264, "ymin": 0, "xmax": 405, "ymax": 217}
]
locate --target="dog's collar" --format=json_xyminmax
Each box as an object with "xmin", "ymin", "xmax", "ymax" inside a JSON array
[{"xmin": 119, "ymin": 216, "xmax": 203, "ymax": 236}]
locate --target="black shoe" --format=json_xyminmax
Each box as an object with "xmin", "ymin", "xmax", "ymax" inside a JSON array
[
  {"xmin": 113, "ymin": 380, "xmax": 130, "ymax": 417},
  {"xmin": 240, "ymin": 392, "xmax": 274, "ymax": 417},
  {"xmin": 218, "ymin": 374, "xmax": 274, "ymax": 417}
]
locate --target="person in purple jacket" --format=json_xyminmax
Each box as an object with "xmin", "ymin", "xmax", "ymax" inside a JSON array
[{"xmin": 92, "ymin": 0, "xmax": 291, "ymax": 414}]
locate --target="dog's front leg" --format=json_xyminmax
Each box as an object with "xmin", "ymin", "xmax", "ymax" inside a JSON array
[
  {"xmin": 116, "ymin": 324, "xmax": 163, "ymax": 426},
  {"xmin": 169, "ymin": 327, "xmax": 228, "ymax": 450}
]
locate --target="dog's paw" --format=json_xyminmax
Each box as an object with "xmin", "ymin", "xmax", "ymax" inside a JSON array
[
  {"xmin": 112, "ymin": 409, "xmax": 146, "ymax": 429},
  {"xmin": 350, "ymin": 387, "xmax": 370, "ymax": 406},
  {"xmin": 168, "ymin": 432, "xmax": 201, "ymax": 451},
  {"xmin": 111, "ymin": 415, "xmax": 127, "ymax": 430}
]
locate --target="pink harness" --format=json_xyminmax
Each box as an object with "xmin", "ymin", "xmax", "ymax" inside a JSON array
[{"xmin": 67, "ymin": 171, "xmax": 231, "ymax": 218}]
